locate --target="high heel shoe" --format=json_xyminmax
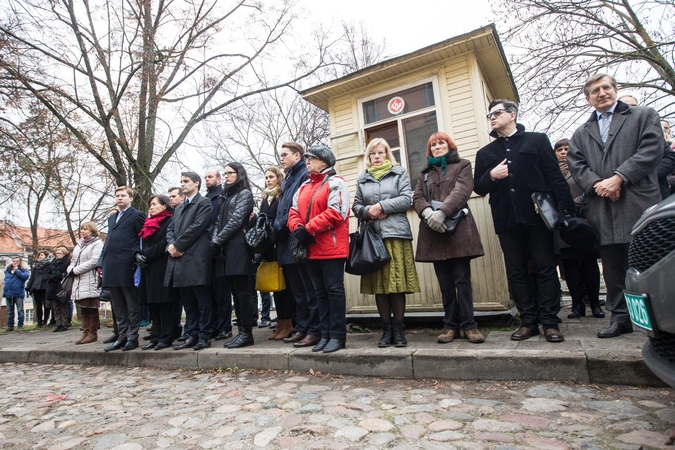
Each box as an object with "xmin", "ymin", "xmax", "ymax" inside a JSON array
[
  {"xmin": 567, "ymin": 302, "xmax": 586, "ymax": 319},
  {"xmin": 322, "ymin": 338, "xmax": 345, "ymax": 353}
]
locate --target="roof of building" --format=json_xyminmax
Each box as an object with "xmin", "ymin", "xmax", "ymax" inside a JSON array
[
  {"xmin": 0, "ymin": 221, "xmax": 74, "ymax": 255},
  {"xmin": 301, "ymin": 24, "xmax": 518, "ymax": 111}
]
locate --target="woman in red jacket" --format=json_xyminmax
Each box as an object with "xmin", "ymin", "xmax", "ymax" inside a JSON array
[{"xmin": 287, "ymin": 145, "xmax": 350, "ymax": 353}]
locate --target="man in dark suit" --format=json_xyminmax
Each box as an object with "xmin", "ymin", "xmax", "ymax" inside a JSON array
[
  {"xmin": 568, "ymin": 74, "xmax": 662, "ymax": 338},
  {"xmin": 165, "ymin": 172, "xmax": 214, "ymax": 351},
  {"xmin": 97, "ymin": 186, "xmax": 146, "ymax": 352},
  {"xmin": 474, "ymin": 99, "xmax": 574, "ymax": 343}
]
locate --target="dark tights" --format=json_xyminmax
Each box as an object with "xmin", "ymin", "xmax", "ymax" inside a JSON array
[{"xmin": 375, "ymin": 293, "xmax": 406, "ymax": 323}]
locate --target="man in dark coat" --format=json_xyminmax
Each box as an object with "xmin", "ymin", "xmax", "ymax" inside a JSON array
[
  {"xmin": 475, "ymin": 99, "xmax": 574, "ymax": 343},
  {"xmin": 165, "ymin": 172, "xmax": 214, "ymax": 351},
  {"xmin": 568, "ymin": 74, "xmax": 662, "ymax": 338},
  {"xmin": 97, "ymin": 186, "xmax": 146, "ymax": 352},
  {"xmin": 204, "ymin": 169, "xmax": 233, "ymax": 341},
  {"xmin": 272, "ymin": 142, "xmax": 320, "ymax": 347}
]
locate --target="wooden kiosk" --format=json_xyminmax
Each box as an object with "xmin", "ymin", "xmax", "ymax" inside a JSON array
[{"xmin": 300, "ymin": 25, "xmax": 518, "ymax": 314}]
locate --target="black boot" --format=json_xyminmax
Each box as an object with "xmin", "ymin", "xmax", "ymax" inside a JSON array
[
  {"xmin": 378, "ymin": 322, "xmax": 392, "ymax": 348},
  {"xmin": 568, "ymin": 300, "xmax": 585, "ymax": 319},
  {"xmin": 589, "ymin": 297, "xmax": 605, "ymax": 318},
  {"xmin": 392, "ymin": 320, "xmax": 407, "ymax": 347},
  {"xmin": 227, "ymin": 328, "xmax": 253, "ymax": 349}
]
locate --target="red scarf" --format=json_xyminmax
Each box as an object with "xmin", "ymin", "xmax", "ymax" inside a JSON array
[{"xmin": 138, "ymin": 209, "xmax": 171, "ymax": 239}]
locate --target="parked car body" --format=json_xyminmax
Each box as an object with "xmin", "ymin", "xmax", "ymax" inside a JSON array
[{"xmin": 625, "ymin": 195, "xmax": 675, "ymax": 388}]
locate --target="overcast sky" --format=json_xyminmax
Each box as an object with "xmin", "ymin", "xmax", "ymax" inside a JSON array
[{"xmin": 300, "ymin": 0, "xmax": 495, "ymax": 57}]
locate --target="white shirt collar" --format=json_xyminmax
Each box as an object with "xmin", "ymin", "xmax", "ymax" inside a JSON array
[{"xmin": 596, "ymin": 102, "xmax": 618, "ymax": 120}]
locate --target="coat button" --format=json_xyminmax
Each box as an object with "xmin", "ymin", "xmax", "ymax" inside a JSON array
[
  {"xmin": 510, "ymin": 189, "xmax": 515, "ymax": 192},
  {"xmin": 506, "ymin": 149, "xmax": 510, "ymax": 152},
  {"xmin": 507, "ymin": 160, "xmax": 512, "ymax": 164}
]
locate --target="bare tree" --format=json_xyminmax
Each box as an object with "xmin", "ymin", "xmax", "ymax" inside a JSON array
[
  {"xmin": 493, "ymin": 0, "xmax": 675, "ymax": 137},
  {"xmin": 0, "ymin": 0, "xmax": 331, "ymax": 208}
]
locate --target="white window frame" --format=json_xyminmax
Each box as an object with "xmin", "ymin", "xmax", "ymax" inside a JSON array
[{"xmin": 357, "ymin": 76, "xmax": 444, "ymax": 172}]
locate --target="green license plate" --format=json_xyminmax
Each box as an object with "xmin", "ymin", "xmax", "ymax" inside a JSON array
[{"xmin": 624, "ymin": 292, "xmax": 654, "ymax": 333}]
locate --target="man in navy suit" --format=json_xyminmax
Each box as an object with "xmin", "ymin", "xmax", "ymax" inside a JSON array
[{"xmin": 97, "ymin": 186, "xmax": 146, "ymax": 352}]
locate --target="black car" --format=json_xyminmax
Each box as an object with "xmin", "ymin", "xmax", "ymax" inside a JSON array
[{"xmin": 625, "ymin": 195, "xmax": 675, "ymax": 388}]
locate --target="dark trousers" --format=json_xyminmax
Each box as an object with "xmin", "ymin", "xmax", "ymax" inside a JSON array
[
  {"xmin": 110, "ymin": 286, "xmax": 140, "ymax": 341},
  {"xmin": 140, "ymin": 304, "xmax": 150, "ymax": 323},
  {"xmin": 179, "ymin": 285, "xmax": 212, "ymax": 341},
  {"xmin": 226, "ymin": 275, "xmax": 255, "ymax": 331},
  {"xmin": 172, "ymin": 290, "xmax": 183, "ymax": 339},
  {"xmin": 283, "ymin": 262, "xmax": 319, "ymax": 336},
  {"xmin": 306, "ymin": 259, "xmax": 347, "ymax": 340},
  {"xmin": 33, "ymin": 290, "xmax": 47, "ymax": 326},
  {"xmin": 213, "ymin": 276, "xmax": 233, "ymax": 333},
  {"xmin": 433, "ymin": 257, "xmax": 477, "ymax": 331},
  {"xmin": 498, "ymin": 224, "xmax": 561, "ymax": 329},
  {"xmin": 561, "ymin": 256, "xmax": 600, "ymax": 308},
  {"xmin": 52, "ymin": 298, "xmax": 69, "ymax": 327},
  {"xmin": 599, "ymin": 244, "xmax": 630, "ymax": 325},
  {"xmin": 148, "ymin": 303, "xmax": 174, "ymax": 345},
  {"xmin": 260, "ymin": 292, "xmax": 272, "ymax": 321},
  {"xmin": 272, "ymin": 285, "xmax": 294, "ymax": 321}
]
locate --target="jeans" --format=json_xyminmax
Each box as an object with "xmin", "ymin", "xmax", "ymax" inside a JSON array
[
  {"xmin": 6, "ymin": 297, "xmax": 24, "ymax": 328},
  {"xmin": 498, "ymin": 224, "xmax": 561, "ymax": 329},
  {"xmin": 306, "ymin": 259, "xmax": 347, "ymax": 340}
]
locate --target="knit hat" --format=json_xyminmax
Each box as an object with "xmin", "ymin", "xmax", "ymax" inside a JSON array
[{"xmin": 305, "ymin": 145, "xmax": 336, "ymax": 167}]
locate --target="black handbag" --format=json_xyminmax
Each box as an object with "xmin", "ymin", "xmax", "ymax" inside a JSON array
[
  {"xmin": 531, "ymin": 192, "xmax": 559, "ymax": 230},
  {"xmin": 246, "ymin": 213, "xmax": 274, "ymax": 254},
  {"xmin": 345, "ymin": 221, "xmax": 391, "ymax": 275},
  {"xmin": 423, "ymin": 173, "xmax": 468, "ymax": 235}
]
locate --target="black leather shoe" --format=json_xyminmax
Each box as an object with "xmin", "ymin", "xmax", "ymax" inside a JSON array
[
  {"xmin": 259, "ymin": 320, "xmax": 271, "ymax": 328},
  {"xmin": 104, "ymin": 338, "xmax": 127, "ymax": 352},
  {"xmin": 567, "ymin": 310, "xmax": 581, "ymax": 319},
  {"xmin": 122, "ymin": 340, "xmax": 138, "ymax": 351},
  {"xmin": 227, "ymin": 332, "xmax": 253, "ymax": 349},
  {"xmin": 193, "ymin": 339, "xmax": 211, "ymax": 351},
  {"xmin": 141, "ymin": 342, "xmax": 157, "ymax": 350},
  {"xmin": 544, "ymin": 328, "xmax": 565, "ymax": 342},
  {"xmin": 591, "ymin": 306, "xmax": 606, "ymax": 318},
  {"xmin": 312, "ymin": 338, "xmax": 330, "ymax": 352},
  {"xmin": 597, "ymin": 322, "xmax": 633, "ymax": 338},
  {"xmin": 294, "ymin": 334, "xmax": 321, "ymax": 348},
  {"xmin": 510, "ymin": 326, "xmax": 540, "ymax": 341},
  {"xmin": 214, "ymin": 330, "xmax": 233, "ymax": 341},
  {"xmin": 102, "ymin": 334, "xmax": 119, "ymax": 344},
  {"xmin": 142, "ymin": 335, "xmax": 153, "ymax": 341},
  {"xmin": 154, "ymin": 342, "xmax": 171, "ymax": 350},
  {"xmin": 283, "ymin": 332, "xmax": 306, "ymax": 343},
  {"xmin": 173, "ymin": 336, "xmax": 197, "ymax": 350},
  {"xmin": 323, "ymin": 338, "xmax": 345, "ymax": 353},
  {"xmin": 52, "ymin": 326, "xmax": 63, "ymax": 333},
  {"xmin": 176, "ymin": 334, "xmax": 188, "ymax": 343}
]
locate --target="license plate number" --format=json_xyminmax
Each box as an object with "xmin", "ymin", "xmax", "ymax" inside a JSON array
[{"xmin": 624, "ymin": 292, "xmax": 654, "ymax": 333}]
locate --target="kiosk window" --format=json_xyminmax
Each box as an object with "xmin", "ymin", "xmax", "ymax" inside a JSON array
[{"xmin": 363, "ymin": 83, "xmax": 435, "ymax": 125}]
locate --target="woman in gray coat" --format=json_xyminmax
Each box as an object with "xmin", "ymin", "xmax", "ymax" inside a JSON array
[
  {"xmin": 353, "ymin": 138, "xmax": 420, "ymax": 347},
  {"xmin": 413, "ymin": 132, "xmax": 485, "ymax": 344}
]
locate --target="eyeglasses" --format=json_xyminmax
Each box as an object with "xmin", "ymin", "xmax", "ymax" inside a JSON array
[
  {"xmin": 223, "ymin": 171, "xmax": 237, "ymax": 176},
  {"xmin": 486, "ymin": 109, "xmax": 510, "ymax": 120},
  {"xmin": 589, "ymin": 84, "xmax": 615, "ymax": 96},
  {"xmin": 279, "ymin": 152, "xmax": 292, "ymax": 159}
]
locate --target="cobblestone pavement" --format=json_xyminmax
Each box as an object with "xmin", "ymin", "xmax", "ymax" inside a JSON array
[{"xmin": 1, "ymin": 363, "xmax": 673, "ymax": 450}]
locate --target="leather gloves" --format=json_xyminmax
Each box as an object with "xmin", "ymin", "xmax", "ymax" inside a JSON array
[
  {"xmin": 293, "ymin": 227, "xmax": 316, "ymax": 246},
  {"xmin": 426, "ymin": 209, "xmax": 448, "ymax": 233},
  {"xmin": 134, "ymin": 253, "xmax": 148, "ymax": 268}
]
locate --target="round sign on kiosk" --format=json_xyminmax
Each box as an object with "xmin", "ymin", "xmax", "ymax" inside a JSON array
[{"xmin": 387, "ymin": 96, "xmax": 405, "ymax": 115}]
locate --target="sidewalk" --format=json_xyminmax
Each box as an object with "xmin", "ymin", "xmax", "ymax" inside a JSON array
[{"xmin": 0, "ymin": 308, "xmax": 663, "ymax": 387}]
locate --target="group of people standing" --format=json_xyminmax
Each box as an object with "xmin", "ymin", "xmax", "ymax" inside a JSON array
[{"xmin": 7, "ymin": 72, "xmax": 667, "ymax": 352}]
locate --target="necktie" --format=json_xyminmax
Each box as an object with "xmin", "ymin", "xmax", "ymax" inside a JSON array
[
  {"xmin": 115, "ymin": 211, "xmax": 123, "ymax": 223},
  {"xmin": 184, "ymin": 198, "xmax": 190, "ymax": 206},
  {"xmin": 599, "ymin": 112, "xmax": 612, "ymax": 145}
]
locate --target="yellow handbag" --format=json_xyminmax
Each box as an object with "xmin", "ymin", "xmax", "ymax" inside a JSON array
[{"xmin": 255, "ymin": 261, "xmax": 286, "ymax": 292}]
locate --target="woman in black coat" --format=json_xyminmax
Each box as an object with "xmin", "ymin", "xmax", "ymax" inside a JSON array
[
  {"xmin": 26, "ymin": 250, "xmax": 52, "ymax": 327},
  {"xmin": 47, "ymin": 246, "xmax": 71, "ymax": 332},
  {"xmin": 211, "ymin": 162, "xmax": 255, "ymax": 349},
  {"xmin": 134, "ymin": 194, "xmax": 175, "ymax": 350}
]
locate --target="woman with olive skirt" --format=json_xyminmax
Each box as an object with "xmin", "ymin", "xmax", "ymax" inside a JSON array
[{"xmin": 352, "ymin": 138, "xmax": 419, "ymax": 347}]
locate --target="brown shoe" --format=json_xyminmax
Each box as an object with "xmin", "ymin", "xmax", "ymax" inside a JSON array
[
  {"xmin": 465, "ymin": 328, "xmax": 485, "ymax": 344},
  {"xmin": 283, "ymin": 332, "xmax": 306, "ymax": 343},
  {"xmin": 437, "ymin": 328, "xmax": 457, "ymax": 344},
  {"xmin": 75, "ymin": 332, "xmax": 88, "ymax": 345},
  {"xmin": 544, "ymin": 327, "xmax": 564, "ymax": 343},
  {"xmin": 274, "ymin": 319, "xmax": 294, "ymax": 340},
  {"xmin": 293, "ymin": 334, "xmax": 321, "ymax": 348},
  {"xmin": 511, "ymin": 326, "xmax": 540, "ymax": 341}
]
